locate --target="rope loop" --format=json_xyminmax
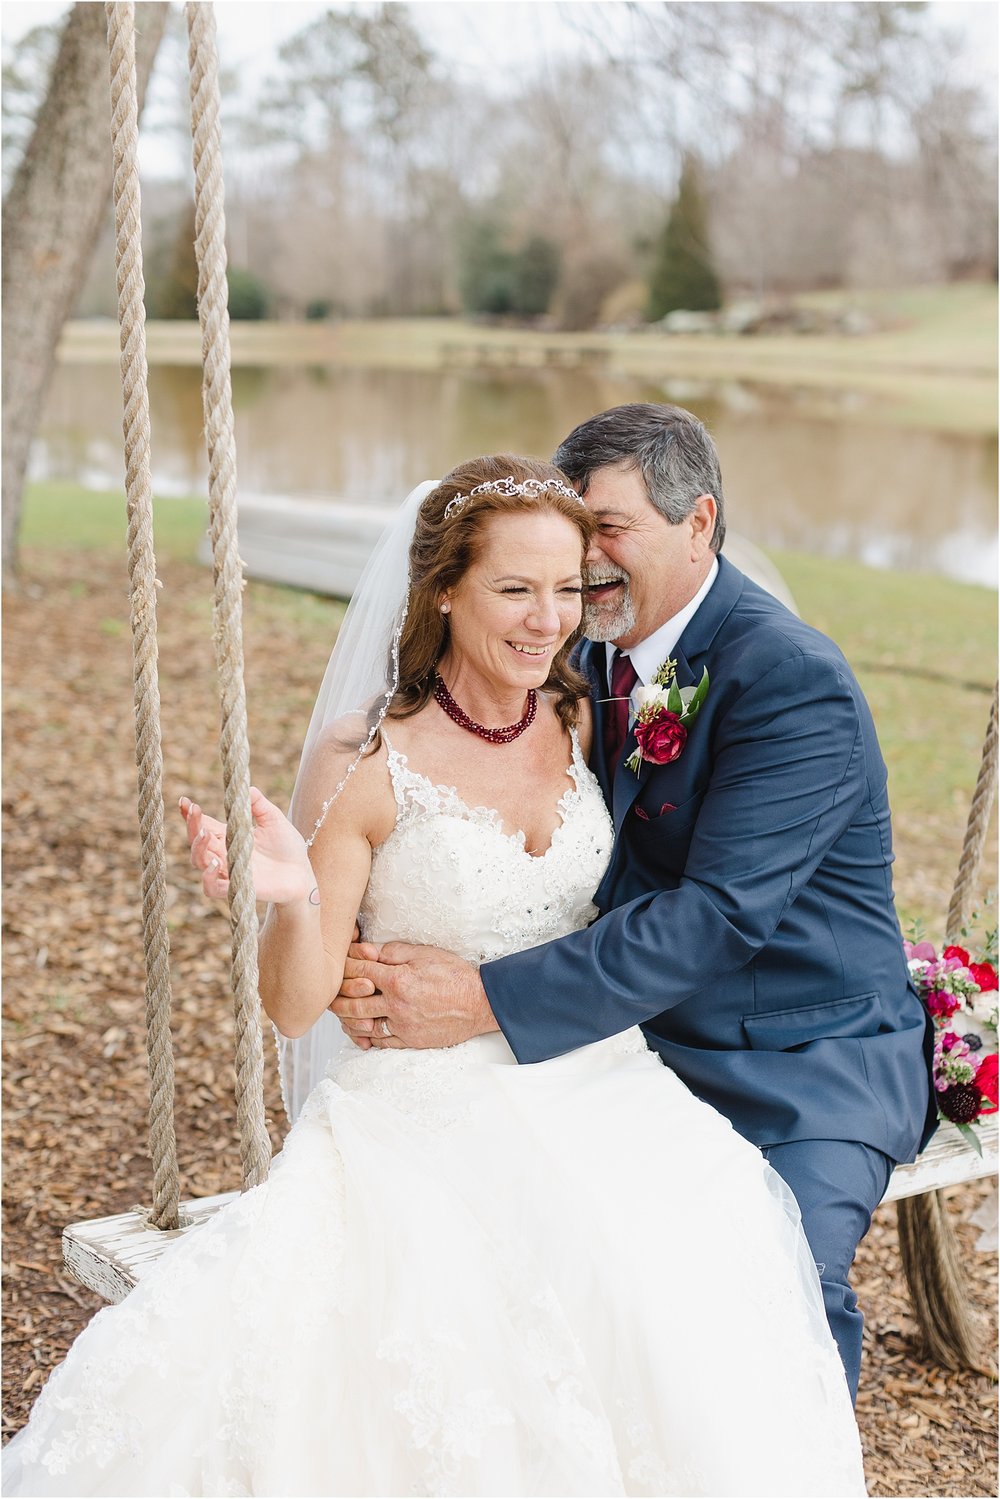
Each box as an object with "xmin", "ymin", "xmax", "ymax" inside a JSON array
[
  {"xmin": 184, "ymin": 1, "xmax": 271, "ymax": 1189},
  {"xmin": 105, "ymin": 0, "xmax": 181, "ymax": 1231}
]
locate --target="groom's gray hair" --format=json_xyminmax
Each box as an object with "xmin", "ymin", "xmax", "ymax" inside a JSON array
[{"xmin": 553, "ymin": 403, "xmax": 726, "ymax": 553}]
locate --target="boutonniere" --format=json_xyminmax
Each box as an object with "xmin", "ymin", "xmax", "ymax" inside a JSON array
[{"xmin": 625, "ymin": 656, "xmax": 710, "ymax": 774}]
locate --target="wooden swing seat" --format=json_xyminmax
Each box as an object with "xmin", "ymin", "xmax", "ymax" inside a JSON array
[{"xmin": 63, "ymin": 1117, "xmax": 998, "ymax": 1305}]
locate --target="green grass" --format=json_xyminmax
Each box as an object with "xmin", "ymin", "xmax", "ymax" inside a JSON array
[
  {"xmin": 769, "ymin": 547, "xmax": 997, "ymax": 931},
  {"xmin": 795, "ymin": 282, "xmax": 997, "ymax": 368},
  {"xmin": 20, "ymin": 481, "xmax": 209, "ymax": 558}
]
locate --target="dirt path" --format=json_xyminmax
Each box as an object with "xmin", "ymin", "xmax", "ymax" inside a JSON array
[{"xmin": 3, "ymin": 550, "xmax": 996, "ymax": 1493}]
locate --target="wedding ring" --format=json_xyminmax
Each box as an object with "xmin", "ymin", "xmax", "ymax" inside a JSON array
[{"xmin": 378, "ymin": 1017, "xmax": 392, "ymax": 1039}]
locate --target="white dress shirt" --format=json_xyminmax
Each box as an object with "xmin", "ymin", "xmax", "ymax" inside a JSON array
[{"xmin": 604, "ymin": 558, "xmax": 719, "ymax": 715}]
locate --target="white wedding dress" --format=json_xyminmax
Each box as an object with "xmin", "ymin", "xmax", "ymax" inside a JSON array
[{"xmin": 3, "ymin": 730, "xmax": 866, "ymax": 1497}]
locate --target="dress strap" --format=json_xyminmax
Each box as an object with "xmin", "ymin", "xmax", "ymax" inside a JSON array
[
  {"xmin": 567, "ymin": 723, "xmax": 589, "ymax": 779},
  {"xmin": 379, "ymin": 728, "xmax": 411, "ymax": 812}
]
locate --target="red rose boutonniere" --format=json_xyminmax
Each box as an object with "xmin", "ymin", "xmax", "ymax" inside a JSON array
[{"xmin": 624, "ymin": 657, "xmax": 710, "ymax": 775}]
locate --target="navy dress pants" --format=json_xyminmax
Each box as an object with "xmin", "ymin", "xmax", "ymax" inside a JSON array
[{"xmin": 762, "ymin": 1137, "xmax": 894, "ymax": 1403}]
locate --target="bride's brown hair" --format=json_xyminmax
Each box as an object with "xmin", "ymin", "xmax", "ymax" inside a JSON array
[{"xmin": 381, "ymin": 454, "xmax": 595, "ymax": 733}]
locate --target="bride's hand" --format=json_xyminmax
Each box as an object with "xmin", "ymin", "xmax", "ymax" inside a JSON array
[{"xmin": 179, "ymin": 789, "xmax": 314, "ymax": 906}]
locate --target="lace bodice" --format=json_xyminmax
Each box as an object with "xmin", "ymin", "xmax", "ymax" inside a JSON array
[{"xmin": 358, "ymin": 728, "xmax": 613, "ymax": 964}]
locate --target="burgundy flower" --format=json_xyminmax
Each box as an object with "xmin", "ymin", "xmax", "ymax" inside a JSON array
[
  {"xmin": 938, "ymin": 1083, "xmax": 983, "ymax": 1125},
  {"xmin": 635, "ymin": 711, "xmax": 687, "ymax": 766}
]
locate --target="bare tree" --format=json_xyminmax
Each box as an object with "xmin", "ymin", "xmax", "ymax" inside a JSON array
[
  {"xmin": 2, "ymin": 1, "xmax": 168, "ymax": 588},
  {"xmin": 1, "ymin": 19, "xmax": 62, "ymax": 195}
]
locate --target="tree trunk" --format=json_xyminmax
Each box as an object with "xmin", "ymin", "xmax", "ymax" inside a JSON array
[{"xmin": 1, "ymin": 1, "xmax": 169, "ymax": 589}]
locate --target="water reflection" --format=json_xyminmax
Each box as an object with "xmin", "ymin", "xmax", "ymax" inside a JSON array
[{"xmin": 35, "ymin": 362, "xmax": 997, "ymax": 586}]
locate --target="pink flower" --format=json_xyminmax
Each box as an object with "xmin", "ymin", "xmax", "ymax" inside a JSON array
[
  {"xmin": 926, "ymin": 990, "xmax": 961, "ymax": 1020},
  {"xmin": 904, "ymin": 940, "xmax": 937, "ymax": 963}
]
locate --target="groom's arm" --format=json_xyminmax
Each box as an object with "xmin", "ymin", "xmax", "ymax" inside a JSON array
[{"xmin": 483, "ymin": 651, "xmax": 868, "ymax": 1062}]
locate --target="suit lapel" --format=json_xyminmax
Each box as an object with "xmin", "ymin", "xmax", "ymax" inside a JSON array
[
  {"xmin": 606, "ymin": 559, "xmax": 746, "ymax": 834},
  {"xmin": 671, "ymin": 555, "xmax": 744, "ymax": 667},
  {"xmin": 581, "ymin": 639, "xmax": 614, "ymax": 803}
]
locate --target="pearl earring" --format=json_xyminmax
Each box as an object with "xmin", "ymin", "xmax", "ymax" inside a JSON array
[{"xmin": 440, "ymin": 603, "xmax": 451, "ymax": 614}]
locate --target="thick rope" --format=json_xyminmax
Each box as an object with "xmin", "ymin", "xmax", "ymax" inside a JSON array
[
  {"xmin": 105, "ymin": 2, "xmax": 180, "ymax": 1232},
  {"xmin": 946, "ymin": 683, "xmax": 999, "ymax": 942},
  {"xmin": 184, "ymin": 1, "xmax": 271, "ymax": 1190},
  {"xmin": 897, "ymin": 683, "xmax": 999, "ymax": 1374},
  {"xmin": 897, "ymin": 1191, "xmax": 986, "ymax": 1372}
]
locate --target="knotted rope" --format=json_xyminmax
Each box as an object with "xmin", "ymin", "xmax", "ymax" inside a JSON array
[
  {"xmin": 184, "ymin": 1, "xmax": 270, "ymax": 1189},
  {"xmin": 105, "ymin": 1, "xmax": 180, "ymax": 1232},
  {"xmin": 897, "ymin": 680, "xmax": 999, "ymax": 1373}
]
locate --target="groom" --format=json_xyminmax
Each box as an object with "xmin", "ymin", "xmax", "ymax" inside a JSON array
[{"xmin": 333, "ymin": 402, "xmax": 936, "ymax": 1399}]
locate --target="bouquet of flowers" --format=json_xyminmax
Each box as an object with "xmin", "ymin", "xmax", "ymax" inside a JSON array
[{"xmin": 904, "ymin": 932, "xmax": 998, "ymax": 1150}]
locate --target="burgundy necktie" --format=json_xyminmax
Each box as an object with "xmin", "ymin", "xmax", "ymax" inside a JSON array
[{"xmin": 604, "ymin": 649, "xmax": 639, "ymax": 770}]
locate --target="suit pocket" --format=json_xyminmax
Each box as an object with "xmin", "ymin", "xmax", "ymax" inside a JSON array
[
  {"xmin": 741, "ymin": 992, "xmax": 883, "ymax": 1051},
  {"xmin": 633, "ymin": 789, "xmax": 703, "ymax": 832}
]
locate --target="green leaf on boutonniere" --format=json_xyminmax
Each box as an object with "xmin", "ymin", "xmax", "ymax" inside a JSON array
[
  {"xmin": 666, "ymin": 679, "xmax": 683, "ymax": 716},
  {"xmin": 686, "ymin": 667, "xmax": 710, "ymax": 717}
]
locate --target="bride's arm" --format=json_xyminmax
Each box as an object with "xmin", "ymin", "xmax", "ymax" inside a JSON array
[{"xmin": 258, "ymin": 729, "xmax": 392, "ymax": 1040}]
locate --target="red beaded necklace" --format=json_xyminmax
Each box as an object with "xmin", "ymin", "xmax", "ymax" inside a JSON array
[{"xmin": 433, "ymin": 673, "xmax": 537, "ymax": 744}]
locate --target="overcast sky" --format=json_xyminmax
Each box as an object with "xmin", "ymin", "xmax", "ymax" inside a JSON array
[
  {"xmin": 2, "ymin": 0, "xmax": 997, "ymax": 178},
  {"xmin": 1, "ymin": 0, "xmax": 612, "ymax": 73},
  {"xmin": 4, "ymin": 1, "xmax": 997, "ymax": 74}
]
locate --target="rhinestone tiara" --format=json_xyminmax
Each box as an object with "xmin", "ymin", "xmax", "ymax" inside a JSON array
[{"xmin": 443, "ymin": 475, "xmax": 585, "ymax": 520}]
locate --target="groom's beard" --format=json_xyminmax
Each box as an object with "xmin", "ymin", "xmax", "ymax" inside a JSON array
[{"xmin": 582, "ymin": 568, "xmax": 636, "ymax": 642}]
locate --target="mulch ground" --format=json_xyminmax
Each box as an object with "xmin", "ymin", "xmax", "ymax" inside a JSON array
[{"xmin": 3, "ymin": 548, "xmax": 997, "ymax": 1495}]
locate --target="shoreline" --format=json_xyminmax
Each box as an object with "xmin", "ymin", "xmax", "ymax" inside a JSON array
[{"xmin": 57, "ymin": 288, "xmax": 998, "ymax": 438}]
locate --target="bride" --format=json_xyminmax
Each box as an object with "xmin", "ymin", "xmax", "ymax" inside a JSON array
[{"xmin": 2, "ymin": 456, "xmax": 866, "ymax": 1497}]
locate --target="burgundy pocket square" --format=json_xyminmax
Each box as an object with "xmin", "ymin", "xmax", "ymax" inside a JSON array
[{"xmin": 635, "ymin": 802, "xmax": 678, "ymax": 821}]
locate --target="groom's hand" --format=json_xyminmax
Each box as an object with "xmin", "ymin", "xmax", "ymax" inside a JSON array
[{"xmin": 330, "ymin": 942, "xmax": 500, "ymax": 1049}]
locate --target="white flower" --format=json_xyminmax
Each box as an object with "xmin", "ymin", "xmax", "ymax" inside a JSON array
[
  {"xmin": 957, "ymin": 1012, "xmax": 993, "ymax": 1047},
  {"xmin": 968, "ymin": 991, "xmax": 1000, "ymax": 1029},
  {"xmin": 634, "ymin": 684, "xmax": 669, "ymax": 712}
]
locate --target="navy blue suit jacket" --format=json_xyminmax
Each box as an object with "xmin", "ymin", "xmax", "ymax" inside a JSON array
[{"xmin": 482, "ymin": 556, "xmax": 936, "ymax": 1163}]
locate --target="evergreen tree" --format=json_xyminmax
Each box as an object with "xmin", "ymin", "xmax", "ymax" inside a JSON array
[
  {"xmin": 457, "ymin": 219, "xmax": 515, "ymax": 315},
  {"xmin": 151, "ymin": 200, "xmax": 199, "ymax": 320},
  {"xmin": 647, "ymin": 157, "xmax": 722, "ymax": 320},
  {"xmin": 511, "ymin": 236, "xmax": 560, "ymax": 316},
  {"xmin": 227, "ymin": 267, "xmax": 271, "ymax": 320}
]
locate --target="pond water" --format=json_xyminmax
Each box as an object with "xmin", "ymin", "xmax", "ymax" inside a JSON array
[{"xmin": 35, "ymin": 360, "xmax": 998, "ymax": 586}]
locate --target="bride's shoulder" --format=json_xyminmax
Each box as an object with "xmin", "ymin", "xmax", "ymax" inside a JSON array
[
  {"xmin": 297, "ymin": 713, "xmax": 396, "ymax": 833},
  {"xmin": 310, "ymin": 711, "xmax": 373, "ymax": 763}
]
